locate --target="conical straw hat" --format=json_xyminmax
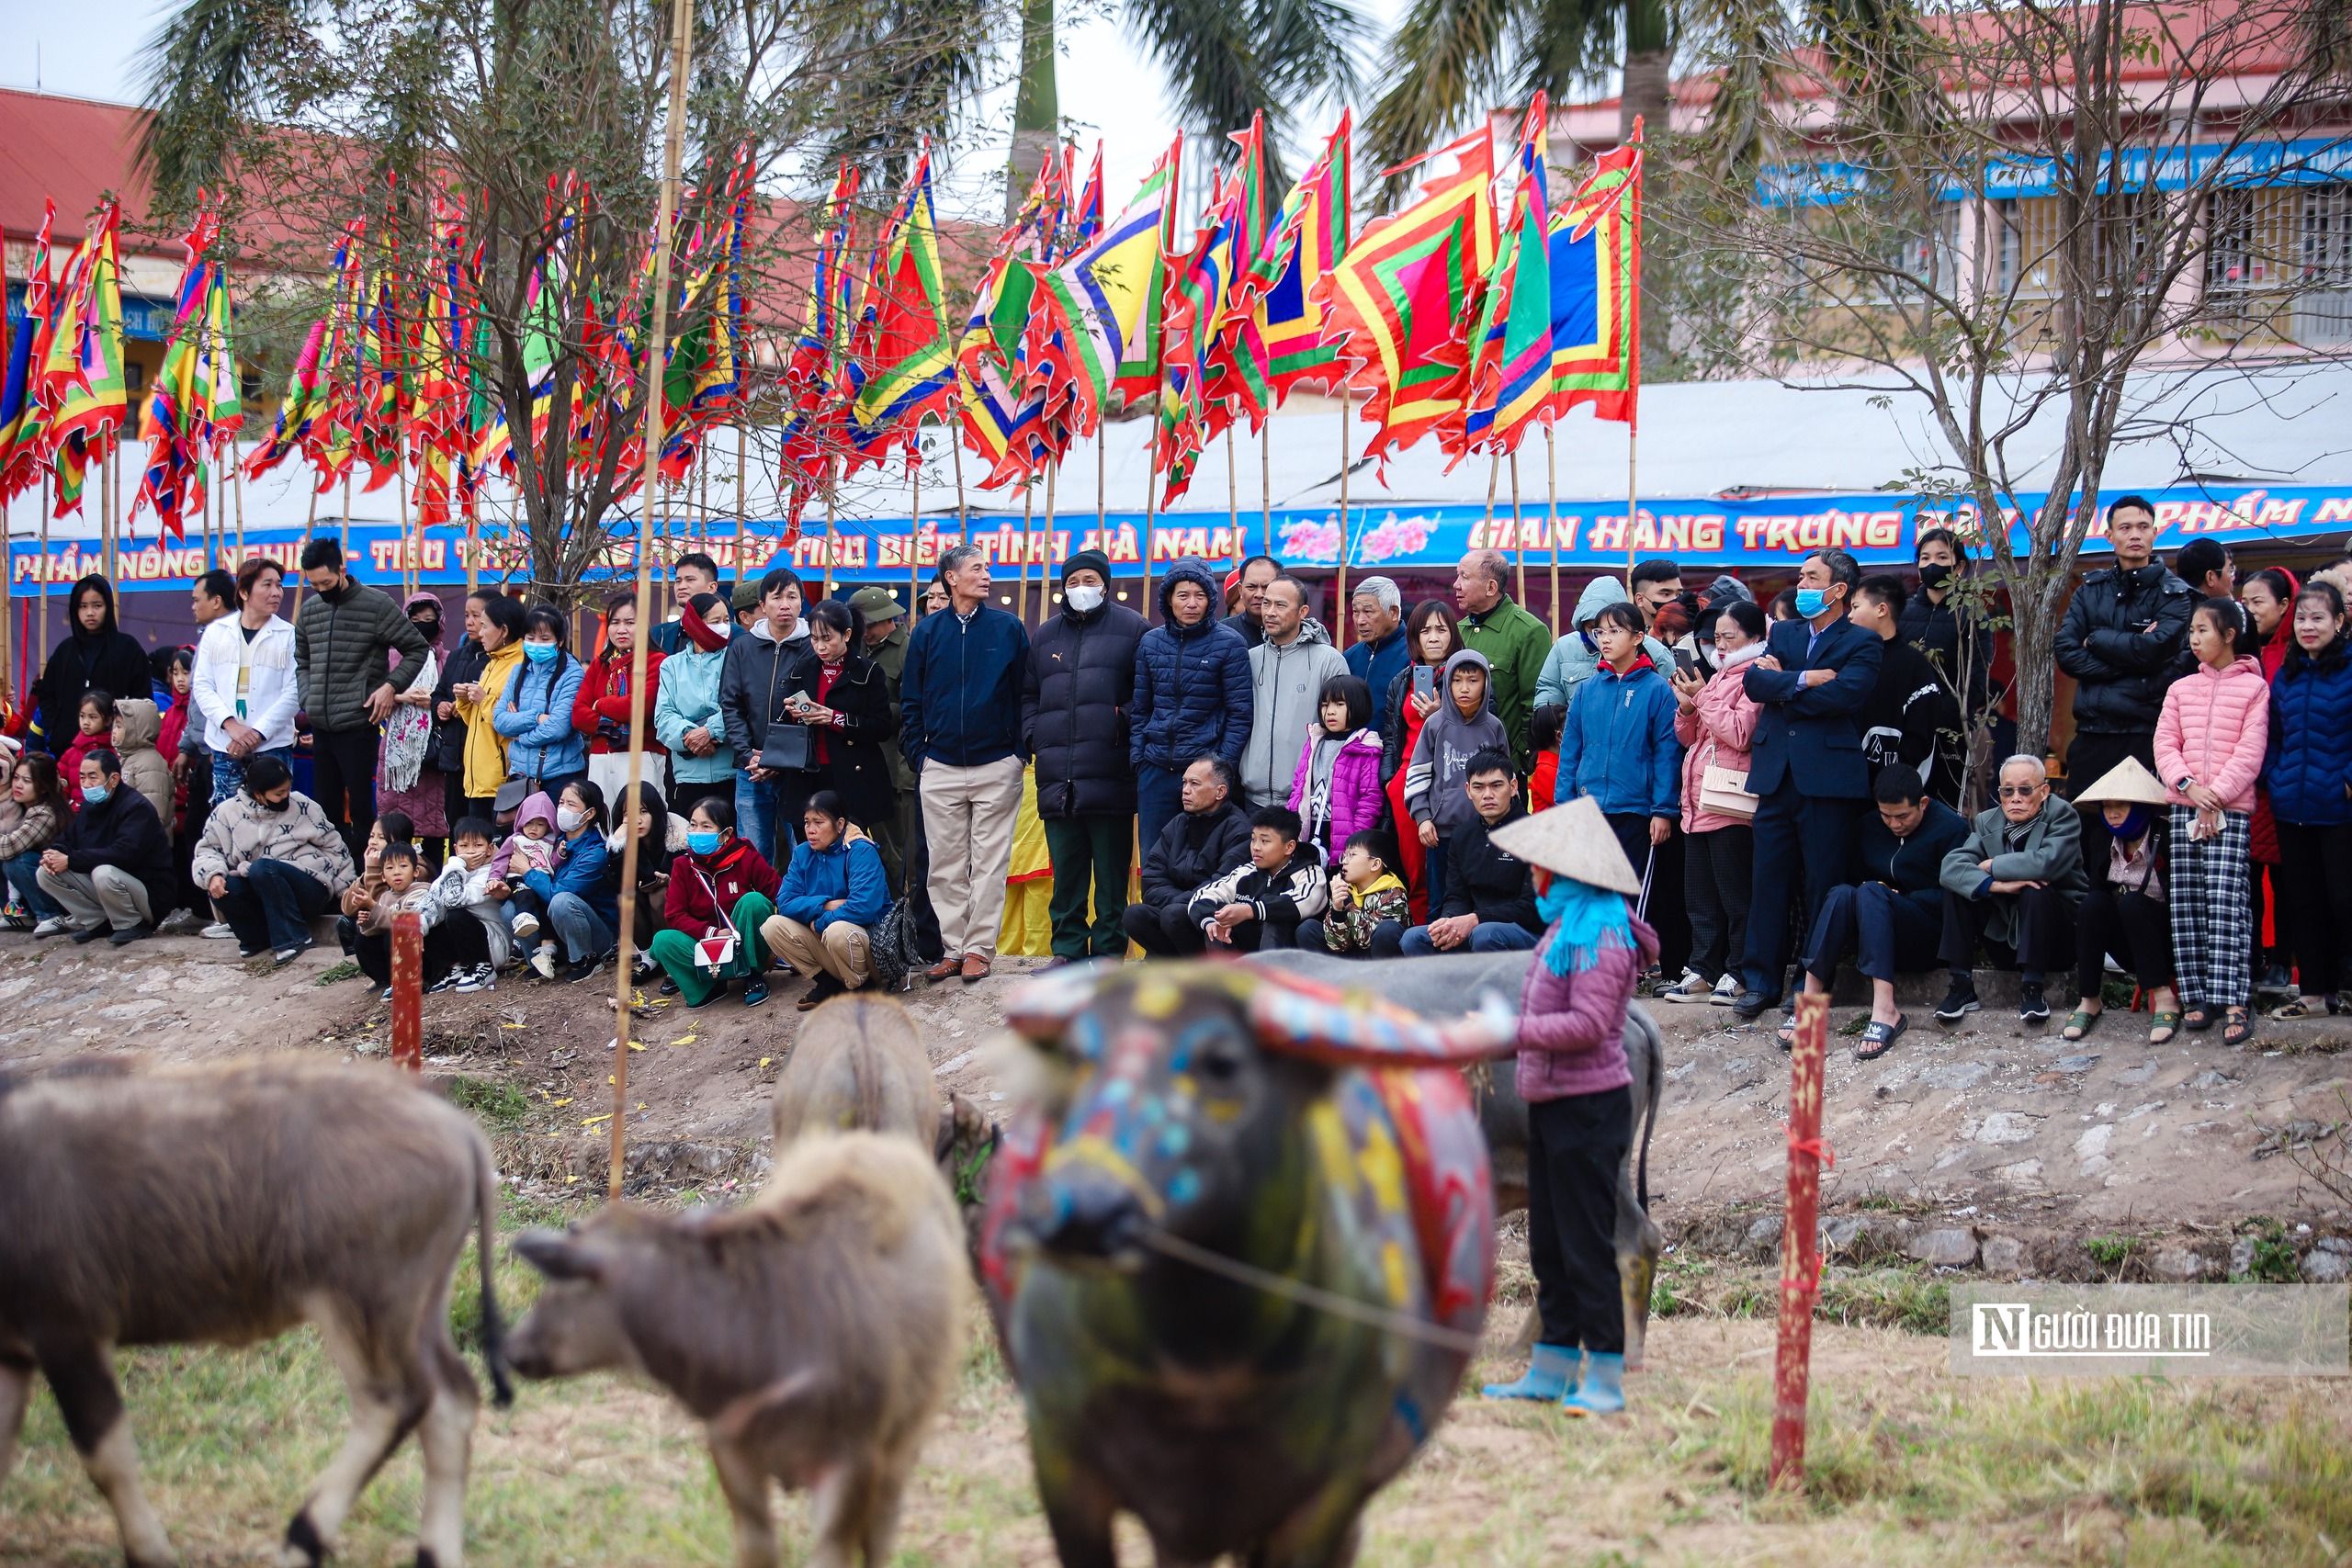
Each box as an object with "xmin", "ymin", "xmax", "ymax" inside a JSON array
[
  {"xmin": 2074, "ymin": 755, "xmax": 2170, "ymax": 807},
  {"xmin": 1487, "ymin": 797, "xmax": 1642, "ymax": 895}
]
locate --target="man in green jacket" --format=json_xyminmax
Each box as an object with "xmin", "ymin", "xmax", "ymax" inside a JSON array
[
  {"xmin": 295, "ymin": 539, "xmax": 432, "ymax": 856},
  {"xmin": 1453, "ymin": 548, "xmax": 1551, "ymax": 770}
]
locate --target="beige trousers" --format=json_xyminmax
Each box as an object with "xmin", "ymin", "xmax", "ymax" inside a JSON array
[
  {"xmin": 37, "ymin": 865, "xmax": 153, "ymax": 931},
  {"xmin": 919, "ymin": 755, "xmax": 1024, "ymax": 961},
  {"xmin": 762, "ymin": 915, "xmax": 873, "ymax": 987}
]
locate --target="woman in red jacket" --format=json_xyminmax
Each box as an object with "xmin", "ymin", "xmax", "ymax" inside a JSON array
[
  {"xmin": 644, "ymin": 797, "xmax": 779, "ymax": 1009},
  {"xmin": 572, "ymin": 588, "xmax": 667, "ymax": 807}
]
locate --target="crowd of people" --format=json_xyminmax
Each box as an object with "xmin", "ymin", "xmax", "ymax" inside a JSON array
[{"xmin": 6, "ymin": 502, "xmax": 2352, "ymax": 1048}]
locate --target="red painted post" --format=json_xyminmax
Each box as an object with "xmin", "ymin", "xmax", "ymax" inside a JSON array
[
  {"xmin": 1770, "ymin": 989, "xmax": 1831, "ymax": 1490},
  {"xmin": 390, "ymin": 910, "xmax": 424, "ymax": 1076}
]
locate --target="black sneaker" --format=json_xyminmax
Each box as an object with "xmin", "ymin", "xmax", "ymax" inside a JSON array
[
  {"xmin": 273, "ymin": 936, "xmax": 315, "ymax": 966},
  {"xmin": 1935, "ymin": 975, "xmax": 1982, "ymax": 1023},
  {"xmin": 659, "ymin": 976, "xmax": 681, "ymax": 997},
  {"xmin": 684, "ymin": 984, "xmax": 725, "ymax": 1010},
  {"xmin": 741, "ymin": 978, "xmax": 770, "ymax": 1009},
  {"xmin": 1733, "ymin": 989, "xmax": 1773, "ymax": 1021},
  {"xmin": 563, "ymin": 955, "xmax": 605, "ymax": 984},
  {"xmin": 2018, "ymin": 980, "xmax": 2050, "ymax": 1024},
  {"xmin": 796, "ymin": 973, "xmax": 847, "ymax": 1012},
  {"xmin": 71, "ymin": 924, "xmax": 111, "ymax": 944},
  {"xmin": 107, "ymin": 922, "xmax": 154, "ymax": 947}
]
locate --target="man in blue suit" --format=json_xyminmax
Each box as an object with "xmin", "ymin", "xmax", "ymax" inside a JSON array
[{"xmin": 1734, "ymin": 547, "xmax": 1884, "ymax": 1019}]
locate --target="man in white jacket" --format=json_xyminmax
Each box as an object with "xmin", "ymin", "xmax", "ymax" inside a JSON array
[{"xmin": 192, "ymin": 558, "xmax": 300, "ymax": 807}]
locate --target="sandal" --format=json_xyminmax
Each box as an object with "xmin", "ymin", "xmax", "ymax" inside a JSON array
[
  {"xmin": 1855, "ymin": 1014, "xmax": 1908, "ymax": 1061},
  {"xmin": 2182, "ymin": 1006, "xmax": 2217, "ymax": 1032},
  {"xmin": 2149, "ymin": 1010, "xmax": 2183, "ymax": 1044},
  {"xmin": 2223, "ymin": 1009, "xmax": 2254, "ymax": 1048},
  {"xmin": 2270, "ymin": 998, "xmax": 2317, "ymax": 1021},
  {"xmin": 2062, "ymin": 1008, "xmax": 2103, "ymax": 1042},
  {"xmin": 1776, "ymin": 1012, "xmax": 1797, "ymax": 1053}
]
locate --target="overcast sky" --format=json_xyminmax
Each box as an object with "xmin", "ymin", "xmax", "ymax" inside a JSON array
[{"xmin": 0, "ymin": 0, "xmax": 1421, "ymax": 226}]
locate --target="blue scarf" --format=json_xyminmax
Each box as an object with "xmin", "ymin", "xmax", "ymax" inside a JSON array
[
  {"xmin": 1536, "ymin": 876, "xmax": 1635, "ymax": 976},
  {"xmin": 2111, "ymin": 804, "xmax": 2154, "ymax": 844}
]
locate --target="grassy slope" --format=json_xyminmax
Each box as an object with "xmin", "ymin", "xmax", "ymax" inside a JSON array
[{"xmin": 6, "ymin": 1245, "xmax": 2350, "ymax": 1567}]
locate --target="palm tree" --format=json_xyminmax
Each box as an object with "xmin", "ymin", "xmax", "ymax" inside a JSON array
[{"xmin": 1363, "ymin": 0, "xmax": 1670, "ymax": 179}]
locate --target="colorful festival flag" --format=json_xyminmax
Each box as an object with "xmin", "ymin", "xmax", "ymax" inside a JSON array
[
  {"xmin": 1459, "ymin": 94, "xmax": 1556, "ymax": 460},
  {"xmin": 775, "ymin": 164, "xmax": 862, "ymax": 530},
  {"xmin": 1027, "ymin": 137, "xmax": 1180, "ymax": 440},
  {"xmin": 44, "ymin": 204, "xmax": 130, "ymax": 517},
  {"xmin": 0, "ymin": 202, "xmax": 56, "ymax": 503},
  {"xmin": 842, "ymin": 145, "xmax": 956, "ymax": 474},
  {"xmin": 1215, "ymin": 112, "xmax": 1353, "ymax": 426},
  {"xmin": 955, "ymin": 155, "xmax": 1066, "ymax": 488},
  {"xmin": 1548, "ymin": 124, "xmax": 1643, "ymax": 428},
  {"xmin": 135, "ymin": 206, "xmax": 226, "ymax": 536},
  {"xmin": 1315, "ymin": 126, "xmax": 1498, "ymax": 465}
]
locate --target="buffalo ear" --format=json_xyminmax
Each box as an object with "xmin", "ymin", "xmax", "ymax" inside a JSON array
[
  {"xmin": 1247, "ymin": 975, "xmax": 1514, "ymax": 1068},
  {"xmin": 514, "ymin": 1228, "xmax": 603, "ymax": 1281},
  {"xmin": 1001, "ymin": 959, "xmax": 1119, "ymax": 1046}
]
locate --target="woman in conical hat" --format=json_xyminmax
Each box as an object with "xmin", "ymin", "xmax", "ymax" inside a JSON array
[
  {"xmin": 2068, "ymin": 756, "xmax": 2180, "ymax": 1043},
  {"xmin": 1475, "ymin": 798, "xmax": 1654, "ymax": 1417}
]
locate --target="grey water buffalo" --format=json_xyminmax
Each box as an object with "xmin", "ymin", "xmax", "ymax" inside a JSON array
[
  {"xmin": 775, "ymin": 993, "xmax": 996, "ymax": 1190},
  {"xmin": 981, "ymin": 961, "xmax": 1505, "ymax": 1568},
  {"xmin": 1248, "ymin": 948, "xmax": 1667, "ymax": 1370},
  {"xmin": 0, "ymin": 1057, "xmax": 510, "ymax": 1568},
  {"xmin": 508, "ymin": 1130, "xmax": 968, "ymax": 1568}
]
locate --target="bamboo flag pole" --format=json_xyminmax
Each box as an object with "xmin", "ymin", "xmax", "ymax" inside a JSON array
[
  {"xmin": 340, "ymin": 469, "xmax": 352, "ymax": 559},
  {"xmin": 291, "ymin": 476, "xmax": 318, "ymax": 615},
  {"xmin": 394, "ymin": 452, "xmax": 410, "ymax": 598},
  {"xmin": 1483, "ymin": 451, "xmax": 1498, "ymax": 536},
  {"xmin": 38, "ymin": 475, "xmax": 50, "ymax": 666},
  {"xmin": 1335, "ymin": 392, "xmax": 1351, "ymax": 637},
  {"xmin": 1142, "ymin": 452, "xmax": 1156, "ymax": 615},
  {"xmin": 1095, "ymin": 427, "xmax": 1105, "ymax": 532},
  {"xmin": 1225, "ymin": 425, "xmax": 1238, "ymax": 558},
  {"xmin": 232, "ymin": 458, "xmax": 246, "ymax": 565},
  {"xmin": 1624, "ymin": 422, "xmax": 1638, "ymax": 591},
  {"xmin": 1261, "ymin": 422, "xmax": 1272, "ymax": 558},
  {"xmin": 822, "ymin": 459, "xmax": 838, "ymax": 601},
  {"xmin": 1042, "ymin": 460, "xmax": 1057, "ymax": 616},
  {"xmin": 99, "ymin": 446, "xmax": 112, "ymax": 581},
  {"xmin": 1510, "ymin": 451, "xmax": 1525, "ymax": 607},
  {"xmin": 909, "ymin": 454, "xmax": 922, "ymax": 613},
  {"xmin": 1018, "ymin": 482, "xmax": 1035, "ymax": 621},
  {"xmin": 735, "ymin": 423, "xmax": 747, "ymax": 574},
  {"xmin": 1546, "ymin": 423, "xmax": 1562, "ymax": 634},
  {"xmin": 610, "ymin": 0, "xmax": 697, "ymax": 1204}
]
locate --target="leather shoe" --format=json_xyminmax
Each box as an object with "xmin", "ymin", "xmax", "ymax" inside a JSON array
[
  {"xmin": 1733, "ymin": 990, "xmax": 1773, "ymax": 1021},
  {"xmin": 924, "ymin": 956, "xmax": 963, "ymax": 982},
  {"xmin": 960, "ymin": 954, "xmax": 990, "ymax": 984}
]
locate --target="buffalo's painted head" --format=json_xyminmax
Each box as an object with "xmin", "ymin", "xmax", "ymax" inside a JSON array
[{"xmin": 985, "ymin": 962, "xmax": 1508, "ymax": 1278}]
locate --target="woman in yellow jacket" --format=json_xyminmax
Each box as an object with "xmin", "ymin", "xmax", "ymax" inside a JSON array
[{"xmin": 449, "ymin": 595, "xmax": 527, "ymax": 818}]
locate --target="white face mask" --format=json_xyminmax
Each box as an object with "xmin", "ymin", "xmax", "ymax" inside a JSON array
[
  {"xmin": 556, "ymin": 807, "xmax": 587, "ymax": 833},
  {"xmin": 1066, "ymin": 584, "xmax": 1105, "ymax": 615}
]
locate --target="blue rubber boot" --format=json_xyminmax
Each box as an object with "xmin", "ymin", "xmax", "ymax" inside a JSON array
[
  {"xmin": 1561, "ymin": 1351, "xmax": 1624, "ymax": 1416},
  {"xmin": 1482, "ymin": 1343, "xmax": 1580, "ymax": 1401}
]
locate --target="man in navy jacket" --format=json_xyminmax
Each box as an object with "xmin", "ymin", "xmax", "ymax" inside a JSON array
[
  {"xmin": 901, "ymin": 542, "xmax": 1030, "ymax": 984},
  {"xmin": 1735, "ymin": 547, "xmax": 1884, "ymax": 1018}
]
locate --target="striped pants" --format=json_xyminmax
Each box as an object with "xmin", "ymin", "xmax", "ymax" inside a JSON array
[{"xmin": 2168, "ymin": 807, "xmax": 2252, "ymax": 1010}]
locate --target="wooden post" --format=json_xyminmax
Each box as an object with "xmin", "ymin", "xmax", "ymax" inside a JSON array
[
  {"xmin": 1770, "ymin": 989, "xmax": 1831, "ymax": 1491},
  {"xmin": 390, "ymin": 910, "xmax": 424, "ymax": 1075},
  {"xmin": 610, "ymin": 0, "xmax": 699, "ymax": 1202},
  {"xmin": 1546, "ymin": 423, "xmax": 1561, "ymax": 634}
]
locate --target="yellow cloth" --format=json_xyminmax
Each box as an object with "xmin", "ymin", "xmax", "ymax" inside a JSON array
[
  {"xmin": 995, "ymin": 764, "xmax": 1148, "ymax": 958},
  {"xmin": 453, "ymin": 639, "xmax": 525, "ymax": 799}
]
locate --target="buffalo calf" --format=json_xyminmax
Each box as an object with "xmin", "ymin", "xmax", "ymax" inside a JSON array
[
  {"xmin": 509, "ymin": 1131, "xmax": 968, "ymax": 1568},
  {"xmin": 774, "ymin": 992, "xmax": 998, "ymax": 1203},
  {"xmin": 0, "ymin": 1057, "xmax": 510, "ymax": 1568}
]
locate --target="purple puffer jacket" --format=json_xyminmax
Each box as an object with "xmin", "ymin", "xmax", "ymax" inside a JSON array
[
  {"xmin": 1288, "ymin": 728, "xmax": 1386, "ymax": 862},
  {"xmin": 1515, "ymin": 912, "xmax": 1659, "ymax": 1103}
]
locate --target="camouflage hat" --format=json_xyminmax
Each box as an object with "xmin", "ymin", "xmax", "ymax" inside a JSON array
[
  {"xmin": 848, "ymin": 585, "xmax": 904, "ymax": 624},
  {"xmin": 729, "ymin": 580, "xmax": 761, "ymax": 612}
]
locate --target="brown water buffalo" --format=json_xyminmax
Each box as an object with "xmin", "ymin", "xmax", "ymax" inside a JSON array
[
  {"xmin": 1247, "ymin": 948, "xmax": 1667, "ymax": 1369},
  {"xmin": 982, "ymin": 962, "xmax": 1505, "ymax": 1568},
  {"xmin": 0, "ymin": 1057, "xmax": 510, "ymax": 1568},
  {"xmin": 508, "ymin": 1130, "xmax": 968, "ymax": 1568},
  {"xmin": 775, "ymin": 994, "xmax": 996, "ymax": 1192}
]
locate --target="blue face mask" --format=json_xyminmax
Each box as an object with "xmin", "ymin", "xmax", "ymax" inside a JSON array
[
  {"xmin": 1793, "ymin": 588, "xmax": 1831, "ymax": 618},
  {"xmin": 83, "ymin": 784, "xmax": 111, "ymax": 807},
  {"xmin": 524, "ymin": 640, "xmax": 558, "ymax": 665},
  {"xmin": 686, "ymin": 829, "xmax": 721, "ymax": 857}
]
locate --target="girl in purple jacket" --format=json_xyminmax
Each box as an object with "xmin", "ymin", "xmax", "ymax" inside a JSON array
[
  {"xmin": 1481, "ymin": 796, "xmax": 1656, "ymax": 1416},
  {"xmin": 1288, "ymin": 675, "xmax": 1385, "ymax": 864}
]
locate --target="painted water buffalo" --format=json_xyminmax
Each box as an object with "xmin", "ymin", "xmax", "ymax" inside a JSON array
[
  {"xmin": 1248, "ymin": 948, "xmax": 1667, "ymax": 1370},
  {"xmin": 982, "ymin": 961, "xmax": 1507, "ymax": 1568},
  {"xmin": 508, "ymin": 1131, "xmax": 967, "ymax": 1568},
  {"xmin": 0, "ymin": 1057, "xmax": 509, "ymax": 1568}
]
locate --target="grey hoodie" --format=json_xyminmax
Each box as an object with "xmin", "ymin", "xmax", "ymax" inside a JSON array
[
  {"xmin": 1239, "ymin": 620, "xmax": 1351, "ymax": 805},
  {"xmin": 1405, "ymin": 649, "xmax": 1510, "ymax": 836},
  {"xmin": 1535, "ymin": 577, "xmax": 1673, "ymax": 711}
]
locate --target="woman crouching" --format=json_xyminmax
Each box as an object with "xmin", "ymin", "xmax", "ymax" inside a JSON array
[{"xmin": 1479, "ymin": 796, "xmax": 1655, "ymax": 1416}]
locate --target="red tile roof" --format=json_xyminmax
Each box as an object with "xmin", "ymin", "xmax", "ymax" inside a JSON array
[{"xmin": 0, "ymin": 87, "xmax": 161, "ymax": 252}]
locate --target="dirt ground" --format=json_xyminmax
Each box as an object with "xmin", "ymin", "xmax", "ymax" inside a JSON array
[{"xmin": 5, "ymin": 930, "xmax": 2352, "ymax": 1565}]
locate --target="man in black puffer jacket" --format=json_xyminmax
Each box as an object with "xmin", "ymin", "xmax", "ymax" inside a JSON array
[
  {"xmin": 2053, "ymin": 495, "xmax": 2195, "ymax": 867},
  {"xmin": 1023, "ymin": 549, "xmax": 1149, "ymax": 963},
  {"xmin": 1121, "ymin": 756, "xmax": 1252, "ymax": 957},
  {"xmin": 295, "ymin": 539, "xmax": 431, "ymax": 856}
]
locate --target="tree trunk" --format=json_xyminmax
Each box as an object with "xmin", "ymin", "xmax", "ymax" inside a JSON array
[
  {"xmin": 1620, "ymin": 51, "xmax": 1673, "ymax": 145},
  {"xmin": 2007, "ymin": 571, "xmax": 2068, "ymax": 769},
  {"xmin": 1007, "ymin": 0, "xmax": 1057, "ymax": 222}
]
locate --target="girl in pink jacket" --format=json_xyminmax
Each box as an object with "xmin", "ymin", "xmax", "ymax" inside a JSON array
[
  {"xmin": 1288, "ymin": 675, "xmax": 1385, "ymax": 865},
  {"xmin": 1660, "ymin": 599, "xmax": 1767, "ymax": 1005},
  {"xmin": 2154, "ymin": 599, "xmax": 2271, "ymax": 1044}
]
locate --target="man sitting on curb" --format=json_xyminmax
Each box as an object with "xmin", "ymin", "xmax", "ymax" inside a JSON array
[
  {"xmin": 1186, "ymin": 805, "xmax": 1329, "ymax": 953},
  {"xmin": 35, "ymin": 748, "xmax": 175, "ymax": 946},
  {"xmin": 1938, "ymin": 754, "xmax": 2088, "ymax": 1025},
  {"xmin": 1122, "ymin": 756, "xmax": 1252, "ymax": 958},
  {"xmin": 1781, "ymin": 764, "xmax": 1969, "ymax": 1059},
  {"xmin": 1402, "ymin": 748, "xmax": 1547, "ymax": 954}
]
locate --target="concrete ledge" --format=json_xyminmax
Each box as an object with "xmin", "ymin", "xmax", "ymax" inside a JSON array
[{"xmin": 1826, "ymin": 965, "xmax": 2082, "ymax": 1009}]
